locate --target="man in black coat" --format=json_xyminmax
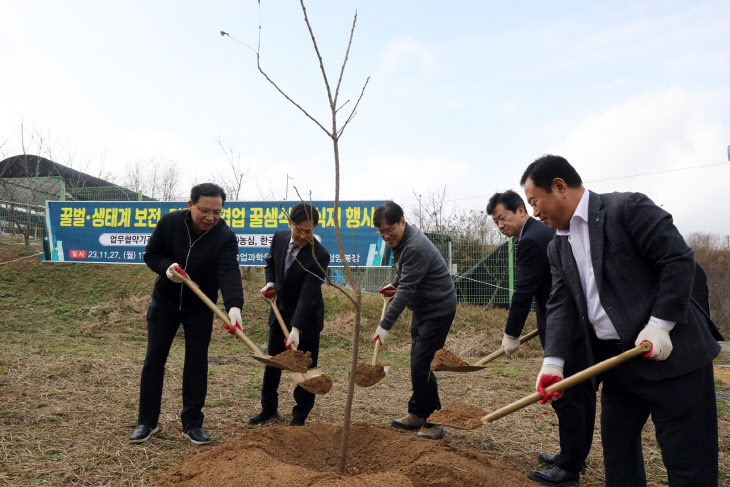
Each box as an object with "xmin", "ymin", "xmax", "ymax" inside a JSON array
[
  {"xmin": 523, "ymin": 155, "xmax": 720, "ymax": 487},
  {"xmin": 248, "ymin": 203, "xmax": 330, "ymax": 427},
  {"xmin": 130, "ymin": 183, "xmax": 244, "ymax": 446},
  {"xmin": 487, "ymin": 190, "xmax": 595, "ymax": 485}
]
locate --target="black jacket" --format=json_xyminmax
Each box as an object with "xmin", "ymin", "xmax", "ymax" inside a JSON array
[
  {"xmin": 380, "ymin": 224, "xmax": 457, "ymax": 329},
  {"xmin": 545, "ymin": 191, "xmax": 720, "ymax": 379},
  {"xmin": 144, "ymin": 209, "xmax": 243, "ymax": 312},
  {"xmin": 264, "ymin": 230, "xmax": 330, "ymax": 334},
  {"xmin": 504, "ymin": 217, "xmax": 556, "ymax": 343}
]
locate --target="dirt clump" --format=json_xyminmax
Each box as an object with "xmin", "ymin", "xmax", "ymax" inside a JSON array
[
  {"xmin": 430, "ymin": 348, "xmax": 469, "ymax": 370},
  {"xmin": 154, "ymin": 424, "xmax": 538, "ymax": 487},
  {"xmin": 300, "ymin": 374, "xmax": 333, "ymax": 395},
  {"xmin": 270, "ymin": 349, "xmax": 312, "ymax": 373},
  {"xmin": 428, "ymin": 402, "xmax": 486, "ymax": 429},
  {"xmin": 355, "ymin": 363, "xmax": 386, "ymax": 387}
]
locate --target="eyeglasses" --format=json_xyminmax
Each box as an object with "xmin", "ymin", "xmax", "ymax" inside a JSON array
[
  {"xmin": 375, "ymin": 222, "xmax": 401, "ymax": 237},
  {"xmin": 194, "ymin": 204, "xmax": 222, "ymax": 218}
]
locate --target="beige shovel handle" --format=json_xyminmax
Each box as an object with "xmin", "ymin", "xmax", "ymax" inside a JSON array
[
  {"xmin": 171, "ymin": 268, "xmax": 264, "ymax": 357},
  {"xmin": 372, "ymin": 294, "xmax": 393, "ymax": 366},
  {"xmin": 474, "ymin": 329, "xmax": 540, "ymax": 366},
  {"xmin": 481, "ymin": 341, "xmax": 651, "ymax": 424},
  {"xmin": 263, "ymin": 295, "xmax": 299, "ymax": 351}
]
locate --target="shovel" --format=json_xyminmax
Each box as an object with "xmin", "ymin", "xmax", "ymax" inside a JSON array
[
  {"xmin": 263, "ymin": 295, "xmax": 333, "ymax": 395},
  {"xmin": 171, "ymin": 268, "xmax": 313, "ymax": 378},
  {"xmin": 430, "ymin": 341, "xmax": 651, "ymax": 430},
  {"xmin": 434, "ymin": 329, "xmax": 540, "ymax": 372},
  {"xmin": 355, "ymin": 294, "xmax": 392, "ymax": 387}
]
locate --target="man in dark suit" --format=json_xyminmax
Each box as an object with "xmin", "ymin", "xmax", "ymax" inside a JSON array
[
  {"xmin": 522, "ymin": 155, "xmax": 720, "ymax": 487},
  {"xmin": 487, "ymin": 190, "xmax": 595, "ymax": 485},
  {"xmin": 247, "ymin": 203, "xmax": 330, "ymax": 427}
]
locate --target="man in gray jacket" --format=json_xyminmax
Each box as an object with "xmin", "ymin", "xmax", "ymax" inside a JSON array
[
  {"xmin": 372, "ymin": 201, "xmax": 457, "ymax": 440},
  {"xmin": 523, "ymin": 155, "xmax": 720, "ymax": 486}
]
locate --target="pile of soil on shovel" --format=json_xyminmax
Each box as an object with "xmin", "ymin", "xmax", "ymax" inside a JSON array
[
  {"xmin": 154, "ymin": 425, "xmax": 537, "ymax": 487},
  {"xmin": 300, "ymin": 374, "xmax": 333, "ymax": 395},
  {"xmin": 355, "ymin": 363, "xmax": 386, "ymax": 387},
  {"xmin": 428, "ymin": 402, "xmax": 487, "ymax": 430},
  {"xmin": 430, "ymin": 349, "xmax": 469, "ymax": 370},
  {"xmin": 270, "ymin": 349, "xmax": 312, "ymax": 373}
]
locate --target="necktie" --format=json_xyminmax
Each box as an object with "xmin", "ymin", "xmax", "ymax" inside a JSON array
[{"xmin": 284, "ymin": 241, "xmax": 298, "ymax": 276}]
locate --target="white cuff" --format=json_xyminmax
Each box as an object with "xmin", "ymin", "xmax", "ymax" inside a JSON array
[
  {"xmin": 648, "ymin": 316, "xmax": 676, "ymax": 331},
  {"xmin": 543, "ymin": 356, "xmax": 565, "ymax": 368}
]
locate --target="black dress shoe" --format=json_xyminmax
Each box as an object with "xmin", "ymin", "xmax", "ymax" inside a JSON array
[
  {"xmin": 129, "ymin": 424, "xmax": 159, "ymax": 444},
  {"xmin": 538, "ymin": 452, "xmax": 586, "ymax": 474},
  {"xmin": 528, "ymin": 465, "xmax": 580, "ymax": 486},
  {"xmin": 248, "ymin": 410, "xmax": 280, "ymax": 425},
  {"xmin": 183, "ymin": 426, "xmax": 211, "ymax": 445},
  {"xmin": 290, "ymin": 418, "xmax": 305, "ymax": 427}
]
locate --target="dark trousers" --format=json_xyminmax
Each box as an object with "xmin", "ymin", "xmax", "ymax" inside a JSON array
[
  {"xmin": 137, "ymin": 300, "xmax": 213, "ymax": 429},
  {"xmin": 551, "ymin": 336, "xmax": 596, "ymax": 472},
  {"xmin": 408, "ymin": 311, "xmax": 454, "ymax": 421},
  {"xmin": 260, "ymin": 324, "xmax": 320, "ymax": 421},
  {"xmin": 594, "ymin": 340, "xmax": 718, "ymax": 487}
]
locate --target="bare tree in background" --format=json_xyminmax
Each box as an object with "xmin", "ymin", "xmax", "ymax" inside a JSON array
[
  {"xmin": 214, "ymin": 138, "xmax": 250, "ymax": 200},
  {"xmin": 122, "ymin": 157, "xmax": 181, "ymax": 201},
  {"xmin": 686, "ymin": 232, "xmax": 730, "ymax": 335},
  {"xmin": 223, "ymin": 0, "xmax": 369, "ymax": 474}
]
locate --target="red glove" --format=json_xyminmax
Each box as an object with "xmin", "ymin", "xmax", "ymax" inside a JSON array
[
  {"xmin": 223, "ymin": 307, "xmax": 242, "ymax": 335},
  {"xmin": 260, "ymin": 283, "xmax": 275, "ymax": 299},
  {"xmin": 223, "ymin": 321, "xmax": 242, "ymax": 335},
  {"xmin": 378, "ymin": 284, "xmax": 396, "ymax": 298},
  {"xmin": 166, "ymin": 263, "xmax": 188, "ymax": 282},
  {"xmin": 535, "ymin": 365, "xmax": 564, "ymax": 405}
]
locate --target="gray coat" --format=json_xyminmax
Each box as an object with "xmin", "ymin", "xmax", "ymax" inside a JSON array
[
  {"xmin": 380, "ymin": 224, "xmax": 457, "ymax": 330},
  {"xmin": 545, "ymin": 191, "xmax": 720, "ymax": 381}
]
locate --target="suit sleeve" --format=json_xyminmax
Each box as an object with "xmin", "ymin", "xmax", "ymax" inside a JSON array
[
  {"xmin": 143, "ymin": 213, "xmax": 175, "ymax": 276},
  {"xmin": 379, "ymin": 248, "xmax": 429, "ymax": 330},
  {"xmin": 289, "ymin": 245, "xmax": 329, "ymax": 333},
  {"xmin": 504, "ymin": 236, "xmax": 548, "ymax": 337},
  {"xmin": 543, "ymin": 241, "xmax": 580, "ymax": 360},
  {"xmin": 622, "ymin": 193, "xmax": 694, "ymax": 323},
  {"xmin": 218, "ymin": 231, "xmax": 244, "ymax": 311},
  {"xmin": 265, "ymin": 232, "xmax": 278, "ymax": 285}
]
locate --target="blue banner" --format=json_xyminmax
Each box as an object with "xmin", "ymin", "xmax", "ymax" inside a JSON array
[{"xmin": 44, "ymin": 200, "xmax": 390, "ymax": 267}]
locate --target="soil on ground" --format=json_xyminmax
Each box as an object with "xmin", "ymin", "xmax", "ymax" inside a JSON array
[
  {"xmin": 300, "ymin": 374, "xmax": 333, "ymax": 395},
  {"xmin": 153, "ymin": 424, "xmax": 539, "ymax": 487},
  {"xmin": 355, "ymin": 363, "xmax": 386, "ymax": 387},
  {"xmin": 428, "ymin": 402, "xmax": 487, "ymax": 430},
  {"xmin": 430, "ymin": 349, "xmax": 469, "ymax": 370},
  {"xmin": 270, "ymin": 349, "xmax": 312, "ymax": 373}
]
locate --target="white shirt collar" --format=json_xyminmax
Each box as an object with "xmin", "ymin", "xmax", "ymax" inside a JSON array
[{"xmin": 556, "ymin": 189, "xmax": 589, "ymax": 236}]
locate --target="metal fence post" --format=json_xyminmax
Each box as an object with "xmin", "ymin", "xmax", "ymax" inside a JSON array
[
  {"xmin": 138, "ymin": 190, "xmax": 143, "ymax": 201},
  {"xmin": 508, "ymin": 236, "xmax": 514, "ymax": 304},
  {"xmin": 59, "ymin": 181, "xmax": 65, "ymax": 201}
]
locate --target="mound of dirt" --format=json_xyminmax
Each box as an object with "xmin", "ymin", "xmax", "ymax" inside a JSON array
[
  {"xmin": 270, "ymin": 349, "xmax": 312, "ymax": 373},
  {"xmin": 355, "ymin": 363, "xmax": 386, "ymax": 387},
  {"xmin": 430, "ymin": 349, "xmax": 469, "ymax": 370},
  {"xmin": 300, "ymin": 374, "xmax": 333, "ymax": 395},
  {"xmin": 154, "ymin": 425, "xmax": 536, "ymax": 487}
]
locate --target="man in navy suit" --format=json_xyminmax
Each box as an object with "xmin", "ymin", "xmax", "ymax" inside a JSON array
[
  {"xmin": 487, "ymin": 190, "xmax": 595, "ymax": 485},
  {"xmin": 248, "ymin": 203, "xmax": 330, "ymax": 427},
  {"xmin": 523, "ymin": 155, "xmax": 720, "ymax": 487}
]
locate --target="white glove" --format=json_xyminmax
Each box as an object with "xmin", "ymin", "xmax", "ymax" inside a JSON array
[
  {"xmin": 535, "ymin": 364, "xmax": 564, "ymax": 404},
  {"xmin": 501, "ymin": 334, "xmax": 521, "ymax": 358},
  {"xmin": 635, "ymin": 324, "xmax": 673, "ymax": 361},
  {"xmin": 166, "ymin": 263, "xmax": 186, "ymax": 283},
  {"xmin": 228, "ymin": 306, "xmax": 243, "ymax": 332},
  {"xmin": 260, "ymin": 283, "xmax": 275, "ymax": 299},
  {"xmin": 372, "ymin": 325, "xmax": 390, "ymax": 344},
  {"xmin": 286, "ymin": 327, "xmax": 301, "ymax": 349}
]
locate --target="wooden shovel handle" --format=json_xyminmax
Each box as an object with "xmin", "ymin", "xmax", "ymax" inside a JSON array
[
  {"xmin": 480, "ymin": 341, "xmax": 651, "ymax": 424},
  {"xmin": 171, "ymin": 268, "xmax": 264, "ymax": 357},
  {"xmin": 263, "ymin": 295, "xmax": 298, "ymax": 351},
  {"xmin": 371, "ymin": 295, "xmax": 393, "ymax": 366},
  {"xmin": 474, "ymin": 329, "xmax": 540, "ymax": 366}
]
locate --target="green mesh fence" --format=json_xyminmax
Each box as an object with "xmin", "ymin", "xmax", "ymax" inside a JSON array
[{"xmin": 66, "ymin": 186, "xmax": 155, "ymax": 202}]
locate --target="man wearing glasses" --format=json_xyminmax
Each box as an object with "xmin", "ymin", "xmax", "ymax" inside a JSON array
[
  {"xmin": 372, "ymin": 201, "xmax": 457, "ymax": 440},
  {"xmin": 129, "ymin": 183, "xmax": 243, "ymax": 446},
  {"xmin": 249, "ymin": 203, "xmax": 330, "ymax": 427}
]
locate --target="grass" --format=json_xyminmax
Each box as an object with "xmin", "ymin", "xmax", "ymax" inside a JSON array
[{"xmin": 0, "ymin": 240, "xmax": 728, "ymax": 486}]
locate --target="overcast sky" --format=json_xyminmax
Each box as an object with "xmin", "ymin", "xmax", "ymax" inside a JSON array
[{"xmin": 1, "ymin": 1, "xmax": 729, "ymax": 236}]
